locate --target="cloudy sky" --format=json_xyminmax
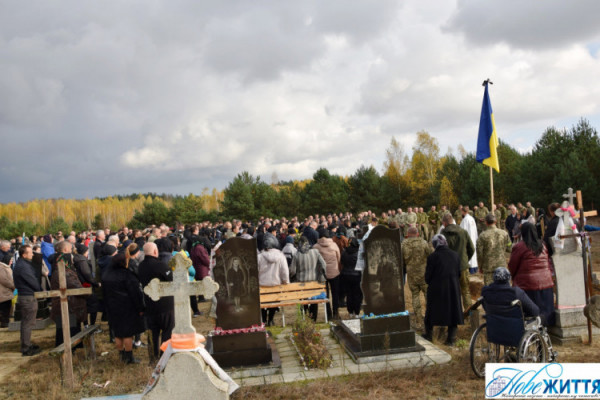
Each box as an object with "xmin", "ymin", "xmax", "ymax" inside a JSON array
[{"xmin": 1, "ymin": 1, "xmax": 600, "ymax": 203}]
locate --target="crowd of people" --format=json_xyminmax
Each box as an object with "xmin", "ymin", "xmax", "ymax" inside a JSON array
[{"xmin": 0, "ymin": 199, "xmax": 562, "ymax": 357}]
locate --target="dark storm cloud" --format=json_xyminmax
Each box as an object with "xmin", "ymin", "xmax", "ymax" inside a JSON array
[{"xmin": 444, "ymin": 0, "xmax": 600, "ymax": 49}]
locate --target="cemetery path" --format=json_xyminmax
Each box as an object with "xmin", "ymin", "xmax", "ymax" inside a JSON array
[
  {"xmin": 0, "ymin": 350, "xmax": 32, "ymax": 381},
  {"xmin": 0, "ymin": 323, "xmax": 55, "ymax": 384}
]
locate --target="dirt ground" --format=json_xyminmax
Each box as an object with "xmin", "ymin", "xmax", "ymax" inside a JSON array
[{"xmin": 2, "ymin": 222, "xmax": 600, "ymax": 399}]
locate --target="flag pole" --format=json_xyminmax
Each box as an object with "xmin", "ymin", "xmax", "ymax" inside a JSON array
[
  {"xmin": 489, "ymin": 166, "xmax": 494, "ymax": 208},
  {"xmin": 482, "ymin": 78, "xmax": 495, "ymax": 209}
]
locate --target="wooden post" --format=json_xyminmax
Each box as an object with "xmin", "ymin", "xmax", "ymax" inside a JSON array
[
  {"xmin": 58, "ymin": 261, "xmax": 74, "ymax": 389},
  {"xmin": 35, "ymin": 262, "xmax": 92, "ymax": 388},
  {"xmin": 577, "ymin": 190, "xmax": 593, "ymax": 345}
]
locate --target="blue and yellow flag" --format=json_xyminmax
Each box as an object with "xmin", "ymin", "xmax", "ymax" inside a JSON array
[{"xmin": 476, "ymin": 82, "xmax": 499, "ymax": 172}]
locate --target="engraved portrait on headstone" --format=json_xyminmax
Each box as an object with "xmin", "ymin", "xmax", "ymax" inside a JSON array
[{"xmin": 225, "ymin": 257, "xmax": 246, "ymax": 312}]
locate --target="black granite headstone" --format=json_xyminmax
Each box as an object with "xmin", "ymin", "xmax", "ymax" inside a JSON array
[
  {"xmin": 208, "ymin": 237, "xmax": 273, "ymax": 368},
  {"xmin": 332, "ymin": 225, "xmax": 421, "ymax": 360},
  {"xmin": 361, "ymin": 225, "xmax": 405, "ymax": 315},
  {"xmin": 213, "ymin": 237, "xmax": 261, "ymax": 330}
]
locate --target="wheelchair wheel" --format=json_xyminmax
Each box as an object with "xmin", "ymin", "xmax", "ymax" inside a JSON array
[
  {"xmin": 470, "ymin": 322, "xmax": 493, "ymax": 378},
  {"xmin": 517, "ymin": 330, "xmax": 547, "ymax": 363}
]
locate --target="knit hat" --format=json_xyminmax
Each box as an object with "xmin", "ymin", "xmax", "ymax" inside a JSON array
[
  {"xmin": 285, "ymin": 236, "xmax": 294, "ymax": 244},
  {"xmin": 493, "ymin": 267, "xmax": 511, "ymax": 284}
]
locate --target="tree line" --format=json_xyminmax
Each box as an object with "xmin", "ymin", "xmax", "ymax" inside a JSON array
[
  {"xmin": 220, "ymin": 119, "xmax": 600, "ymax": 220},
  {"xmin": 1, "ymin": 118, "xmax": 598, "ymax": 238}
]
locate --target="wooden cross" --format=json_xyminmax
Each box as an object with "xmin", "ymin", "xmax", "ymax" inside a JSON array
[
  {"xmin": 563, "ymin": 187, "xmax": 576, "ymax": 206},
  {"xmin": 144, "ymin": 252, "xmax": 219, "ymax": 335},
  {"xmin": 34, "ymin": 259, "xmax": 92, "ymax": 389}
]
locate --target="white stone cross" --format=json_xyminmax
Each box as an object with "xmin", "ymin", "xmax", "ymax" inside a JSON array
[
  {"xmin": 144, "ymin": 252, "xmax": 219, "ymax": 335},
  {"xmin": 563, "ymin": 187, "xmax": 576, "ymax": 206}
]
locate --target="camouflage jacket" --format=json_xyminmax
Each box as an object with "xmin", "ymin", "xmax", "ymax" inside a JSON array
[
  {"xmin": 499, "ymin": 206, "xmax": 508, "ymax": 220},
  {"xmin": 405, "ymin": 212, "xmax": 417, "ymax": 225},
  {"xmin": 395, "ymin": 213, "xmax": 404, "ymax": 226},
  {"xmin": 453, "ymin": 209, "xmax": 462, "ymax": 225},
  {"xmin": 401, "ymin": 237, "xmax": 431, "ymax": 282},
  {"xmin": 494, "ymin": 209, "xmax": 502, "ymax": 223},
  {"xmin": 476, "ymin": 225, "xmax": 511, "ymax": 275},
  {"xmin": 428, "ymin": 211, "xmax": 439, "ymax": 225},
  {"xmin": 474, "ymin": 207, "xmax": 489, "ymax": 222}
]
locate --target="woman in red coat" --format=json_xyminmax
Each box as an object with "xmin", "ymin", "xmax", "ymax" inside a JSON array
[{"xmin": 508, "ymin": 222, "xmax": 555, "ymax": 326}]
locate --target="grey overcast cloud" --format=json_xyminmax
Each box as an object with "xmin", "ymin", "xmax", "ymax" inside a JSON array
[{"xmin": 1, "ymin": 1, "xmax": 600, "ymax": 203}]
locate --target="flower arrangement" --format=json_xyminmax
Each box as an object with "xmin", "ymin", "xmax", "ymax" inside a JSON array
[{"xmin": 290, "ymin": 305, "xmax": 332, "ymax": 370}]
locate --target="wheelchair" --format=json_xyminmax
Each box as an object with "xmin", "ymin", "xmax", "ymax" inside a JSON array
[{"xmin": 469, "ymin": 296, "xmax": 557, "ymax": 378}]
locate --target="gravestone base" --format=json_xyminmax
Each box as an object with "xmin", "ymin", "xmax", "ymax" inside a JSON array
[
  {"xmin": 207, "ymin": 331, "xmax": 276, "ymax": 370},
  {"xmin": 143, "ymin": 352, "xmax": 229, "ymax": 400},
  {"xmin": 8, "ymin": 317, "xmax": 53, "ymax": 332},
  {"xmin": 332, "ymin": 316, "xmax": 423, "ymax": 363},
  {"xmin": 10, "ymin": 299, "xmax": 51, "ymax": 331},
  {"xmin": 549, "ymin": 307, "xmax": 600, "ymax": 345}
]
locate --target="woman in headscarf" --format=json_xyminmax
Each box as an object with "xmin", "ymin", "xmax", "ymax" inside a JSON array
[
  {"xmin": 102, "ymin": 243, "xmax": 145, "ymax": 364},
  {"xmin": 508, "ymin": 222, "xmax": 555, "ymax": 326},
  {"xmin": 423, "ymin": 234, "xmax": 464, "ymax": 345}
]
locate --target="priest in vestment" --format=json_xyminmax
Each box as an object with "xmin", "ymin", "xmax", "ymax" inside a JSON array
[{"xmin": 460, "ymin": 207, "xmax": 478, "ymax": 274}]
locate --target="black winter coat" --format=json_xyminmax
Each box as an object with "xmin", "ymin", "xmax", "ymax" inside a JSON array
[
  {"xmin": 425, "ymin": 246, "xmax": 464, "ymax": 327},
  {"xmin": 481, "ymin": 282, "xmax": 539, "ymax": 318},
  {"xmin": 101, "ymin": 253, "xmax": 145, "ymax": 337},
  {"xmin": 138, "ymin": 255, "xmax": 174, "ymax": 315},
  {"xmin": 340, "ymin": 246, "xmax": 360, "ymax": 276},
  {"xmin": 74, "ymin": 253, "xmax": 98, "ymax": 288}
]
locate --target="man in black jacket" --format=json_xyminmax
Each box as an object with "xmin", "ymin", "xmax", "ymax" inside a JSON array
[
  {"xmin": 505, "ymin": 205, "xmax": 520, "ymax": 243},
  {"xmin": 13, "ymin": 245, "xmax": 41, "ymax": 356},
  {"xmin": 302, "ymin": 221, "xmax": 319, "ymax": 247},
  {"xmin": 138, "ymin": 242, "xmax": 174, "ymax": 359}
]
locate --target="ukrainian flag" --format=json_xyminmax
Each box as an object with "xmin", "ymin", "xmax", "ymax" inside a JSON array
[{"xmin": 476, "ymin": 82, "xmax": 499, "ymax": 172}]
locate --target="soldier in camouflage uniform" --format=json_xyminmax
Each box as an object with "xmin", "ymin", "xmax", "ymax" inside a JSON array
[
  {"xmin": 454, "ymin": 205, "xmax": 463, "ymax": 225},
  {"xmin": 401, "ymin": 227, "xmax": 432, "ymax": 329},
  {"xmin": 405, "ymin": 207, "xmax": 418, "ymax": 227},
  {"xmin": 474, "ymin": 202, "xmax": 489, "ymax": 235},
  {"xmin": 418, "ymin": 207, "xmax": 429, "ymax": 240},
  {"xmin": 492, "ymin": 204, "xmax": 502, "ymax": 226},
  {"xmin": 396, "ymin": 208, "xmax": 405, "ymax": 238},
  {"xmin": 498, "ymin": 203, "xmax": 507, "ymax": 228},
  {"xmin": 526, "ymin": 202, "xmax": 535, "ymax": 219},
  {"xmin": 380, "ymin": 212, "xmax": 389, "ymax": 227},
  {"xmin": 427, "ymin": 206, "xmax": 439, "ymax": 241},
  {"xmin": 438, "ymin": 205, "xmax": 449, "ymax": 223},
  {"xmin": 476, "ymin": 213, "xmax": 512, "ymax": 285},
  {"xmin": 387, "ymin": 210, "xmax": 396, "ymax": 226}
]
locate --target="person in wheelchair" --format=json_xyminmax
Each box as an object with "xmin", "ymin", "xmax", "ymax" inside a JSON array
[{"xmin": 482, "ymin": 267, "xmax": 540, "ymax": 322}]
